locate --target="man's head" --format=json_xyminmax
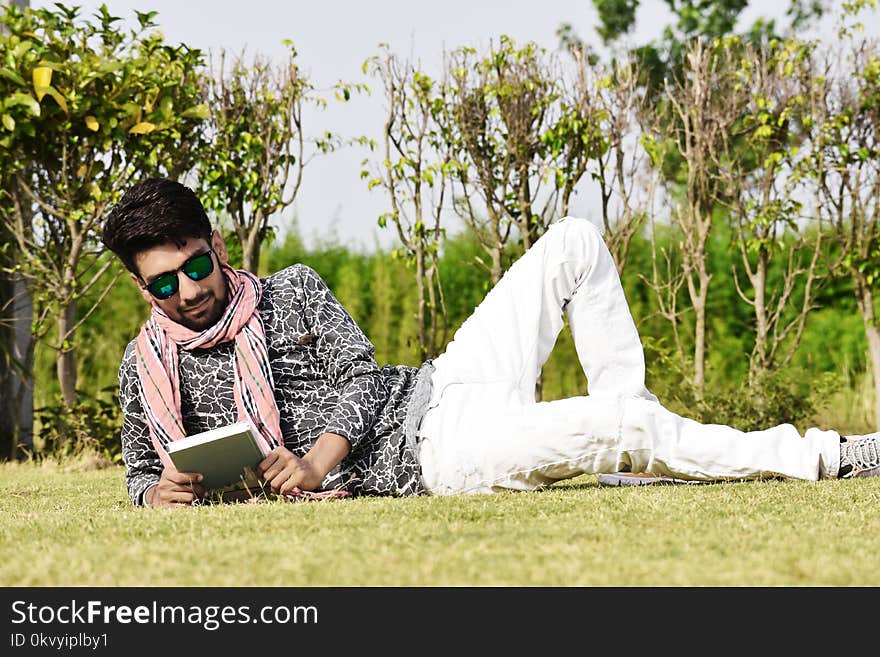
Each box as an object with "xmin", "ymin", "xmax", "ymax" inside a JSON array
[{"xmin": 102, "ymin": 178, "xmax": 230, "ymax": 331}]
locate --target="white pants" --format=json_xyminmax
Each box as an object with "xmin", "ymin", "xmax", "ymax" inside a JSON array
[{"xmin": 417, "ymin": 217, "xmax": 841, "ymax": 495}]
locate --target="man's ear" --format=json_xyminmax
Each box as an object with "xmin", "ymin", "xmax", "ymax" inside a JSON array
[
  {"xmin": 211, "ymin": 229, "xmax": 229, "ymax": 266},
  {"xmin": 130, "ymin": 271, "xmax": 153, "ymax": 304}
]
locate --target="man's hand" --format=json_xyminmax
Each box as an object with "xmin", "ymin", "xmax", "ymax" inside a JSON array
[
  {"xmin": 146, "ymin": 469, "xmax": 206, "ymax": 507},
  {"xmin": 257, "ymin": 446, "xmax": 325, "ymax": 495},
  {"xmin": 257, "ymin": 433, "xmax": 351, "ymax": 496}
]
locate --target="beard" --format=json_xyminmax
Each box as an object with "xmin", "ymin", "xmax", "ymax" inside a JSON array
[{"xmin": 174, "ymin": 293, "xmax": 225, "ymax": 332}]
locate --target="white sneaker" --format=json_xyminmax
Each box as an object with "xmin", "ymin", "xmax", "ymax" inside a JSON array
[{"xmin": 838, "ymin": 433, "xmax": 880, "ymax": 478}]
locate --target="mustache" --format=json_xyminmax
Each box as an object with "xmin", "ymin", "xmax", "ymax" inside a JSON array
[{"xmin": 182, "ymin": 293, "xmax": 213, "ymax": 310}]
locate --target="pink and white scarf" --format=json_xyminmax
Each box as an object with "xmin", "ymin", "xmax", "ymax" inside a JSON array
[{"xmin": 134, "ymin": 265, "xmax": 282, "ymax": 470}]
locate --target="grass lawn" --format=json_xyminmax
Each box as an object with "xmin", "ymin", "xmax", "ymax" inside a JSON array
[{"xmin": 2, "ymin": 458, "xmax": 878, "ymax": 587}]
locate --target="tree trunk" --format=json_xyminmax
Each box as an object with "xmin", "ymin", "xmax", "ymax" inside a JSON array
[
  {"xmin": 415, "ymin": 247, "xmax": 427, "ymax": 362},
  {"xmin": 0, "ymin": 270, "xmax": 34, "ymax": 458},
  {"xmin": 9, "ymin": 331, "xmax": 35, "ymax": 459},
  {"xmin": 490, "ymin": 246, "xmax": 503, "ymax": 286},
  {"xmin": 56, "ymin": 300, "xmax": 78, "ymax": 407},
  {"xmin": 866, "ymin": 323, "xmax": 880, "ymax": 432},
  {"xmin": 0, "ymin": 268, "xmax": 16, "ymax": 454},
  {"xmin": 856, "ymin": 284, "xmax": 880, "ymax": 430},
  {"xmin": 750, "ymin": 253, "xmax": 769, "ymax": 381},
  {"xmin": 242, "ymin": 233, "xmax": 261, "ymax": 274},
  {"xmin": 692, "ymin": 263, "xmax": 710, "ymax": 393},
  {"xmin": 425, "ymin": 258, "xmax": 444, "ymax": 361},
  {"xmin": 518, "ymin": 166, "xmax": 533, "ymax": 251},
  {"xmin": 693, "ymin": 298, "xmax": 706, "ymax": 391}
]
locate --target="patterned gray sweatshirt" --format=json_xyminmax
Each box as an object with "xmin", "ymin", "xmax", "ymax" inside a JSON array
[{"xmin": 117, "ymin": 263, "xmax": 433, "ymax": 505}]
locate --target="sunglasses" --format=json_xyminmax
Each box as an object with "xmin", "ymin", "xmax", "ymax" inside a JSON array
[{"xmin": 142, "ymin": 249, "xmax": 216, "ymax": 300}]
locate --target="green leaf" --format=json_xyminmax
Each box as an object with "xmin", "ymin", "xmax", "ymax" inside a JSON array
[
  {"xmin": 13, "ymin": 40, "xmax": 32, "ymax": 59},
  {"xmin": 134, "ymin": 10, "xmax": 159, "ymax": 28},
  {"xmin": 2, "ymin": 114, "xmax": 14, "ymax": 131},
  {"xmin": 159, "ymin": 95, "xmax": 173, "ymax": 115},
  {"xmin": 129, "ymin": 121, "xmax": 156, "ymax": 135},
  {"xmin": 180, "ymin": 104, "xmax": 210, "ymax": 120},
  {"xmin": 97, "ymin": 61, "xmax": 124, "ymax": 74},
  {"xmin": 5, "ymin": 92, "xmax": 40, "ymax": 116},
  {"xmin": 42, "ymin": 87, "xmax": 69, "ymax": 113},
  {"xmin": 0, "ymin": 67, "xmax": 26, "ymax": 86}
]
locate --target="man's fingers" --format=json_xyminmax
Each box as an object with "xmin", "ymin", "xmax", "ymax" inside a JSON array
[
  {"xmin": 269, "ymin": 472, "xmax": 287, "ymax": 493},
  {"xmin": 170, "ymin": 492, "xmax": 197, "ymax": 505},
  {"xmin": 269, "ymin": 466, "xmax": 298, "ymax": 493},
  {"xmin": 168, "ymin": 481, "xmax": 206, "ymax": 499},
  {"xmin": 187, "ymin": 483, "xmax": 207, "ymax": 498},
  {"xmin": 260, "ymin": 462, "xmax": 284, "ymax": 484},
  {"xmin": 279, "ymin": 471, "xmax": 299, "ymax": 495},
  {"xmin": 166, "ymin": 470, "xmax": 204, "ymax": 485},
  {"xmin": 161, "ymin": 490, "xmax": 198, "ymax": 506},
  {"xmin": 257, "ymin": 451, "xmax": 281, "ymax": 477},
  {"xmin": 260, "ymin": 451, "xmax": 297, "ymax": 483},
  {"xmin": 157, "ymin": 475, "xmax": 206, "ymax": 503}
]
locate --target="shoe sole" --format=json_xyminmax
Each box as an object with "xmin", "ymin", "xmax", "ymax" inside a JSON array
[{"xmin": 854, "ymin": 464, "xmax": 880, "ymax": 478}]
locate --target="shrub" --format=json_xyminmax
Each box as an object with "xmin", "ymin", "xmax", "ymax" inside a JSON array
[
  {"xmin": 642, "ymin": 336, "xmax": 840, "ymax": 432},
  {"xmin": 33, "ymin": 387, "xmax": 123, "ymax": 463}
]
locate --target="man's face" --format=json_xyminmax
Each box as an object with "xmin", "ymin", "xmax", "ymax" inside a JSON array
[{"xmin": 132, "ymin": 230, "xmax": 230, "ymax": 331}]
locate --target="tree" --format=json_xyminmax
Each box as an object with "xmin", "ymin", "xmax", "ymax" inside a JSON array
[
  {"xmin": 588, "ymin": 1, "xmax": 825, "ymax": 58},
  {"xmin": 196, "ymin": 43, "xmax": 331, "ymax": 273},
  {"xmin": 642, "ymin": 38, "xmax": 748, "ymax": 391},
  {"xmin": 0, "ymin": 4, "xmax": 207, "ymax": 409},
  {"xmin": 719, "ymin": 38, "xmax": 827, "ymax": 382},
  {"xmin": 437, "ymin": 37, "xmax": 562, "ymax": 285},
  {"xmin": 558, "ymin": 53, "xmax": 652, "ymax": 273},
  {"xmin": 820, "ymin": 36, "xmax": 880, "ymax": 426},
  {"xmin": 368, "ymin": 252, "xmax": 395, "ymax": 364},
  {"xmin": 438, "ymin": 36, "xmax": 604, "ymax": 400},
  {"xmin": 363, "ymin": 46, "xmax": 449, "ymax": 361}
]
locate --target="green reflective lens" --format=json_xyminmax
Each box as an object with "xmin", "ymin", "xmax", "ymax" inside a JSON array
[
  {"xmin": 182, "ymin": 252, "xmax": 214, "ymax": 281},
  {"xmin": 147, "ymin": 274, "xmax": 178, "ymax": 300},
  {"xmin": 144, "ymin": 249, "xmax": 214, "ymax": 300}
]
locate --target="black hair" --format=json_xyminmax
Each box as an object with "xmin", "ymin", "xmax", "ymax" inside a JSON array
[{"xmin": 101, "ymin": 178, "xmax": 212, "ymax": 275}]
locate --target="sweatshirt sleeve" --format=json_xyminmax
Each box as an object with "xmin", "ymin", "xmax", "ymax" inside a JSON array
[
  {"xmin": 295, "ymin": 264, "xmax": 386, "ymax": 451},
  {"xmin": 118, "ymin": 341, "xmax": 163, "ymax": 506}
]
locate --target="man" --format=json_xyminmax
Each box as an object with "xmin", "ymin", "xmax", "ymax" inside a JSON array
[{"xmin": 102, "ymin": 178, "xmax": 879, "ymax": 508}]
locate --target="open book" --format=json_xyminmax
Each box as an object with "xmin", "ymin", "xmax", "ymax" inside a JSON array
[
  {"xmin": 598, "ymin": 472, "xmax": 709, "ymax": 486},
  {"xmin": 167, "ymin": 420, "xmax": 268, "ymax": 495}
]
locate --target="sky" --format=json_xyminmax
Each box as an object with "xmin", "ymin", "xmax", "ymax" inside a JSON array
[{"xmin": 27, "ymin": 0, "xmax": 880, "ymax": 251}]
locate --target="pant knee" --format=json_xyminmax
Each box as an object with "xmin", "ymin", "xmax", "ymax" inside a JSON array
[
  {"xmin": 556, "ymin": 216, "xmax": 603, "ymax": 252},
  {"xmin": 550, "ymin": 217, "xmax": 610, "ymax": 277},
  {"xmin": 558, "ymin": 216, "xmax": 602, "ymax": 237}
]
